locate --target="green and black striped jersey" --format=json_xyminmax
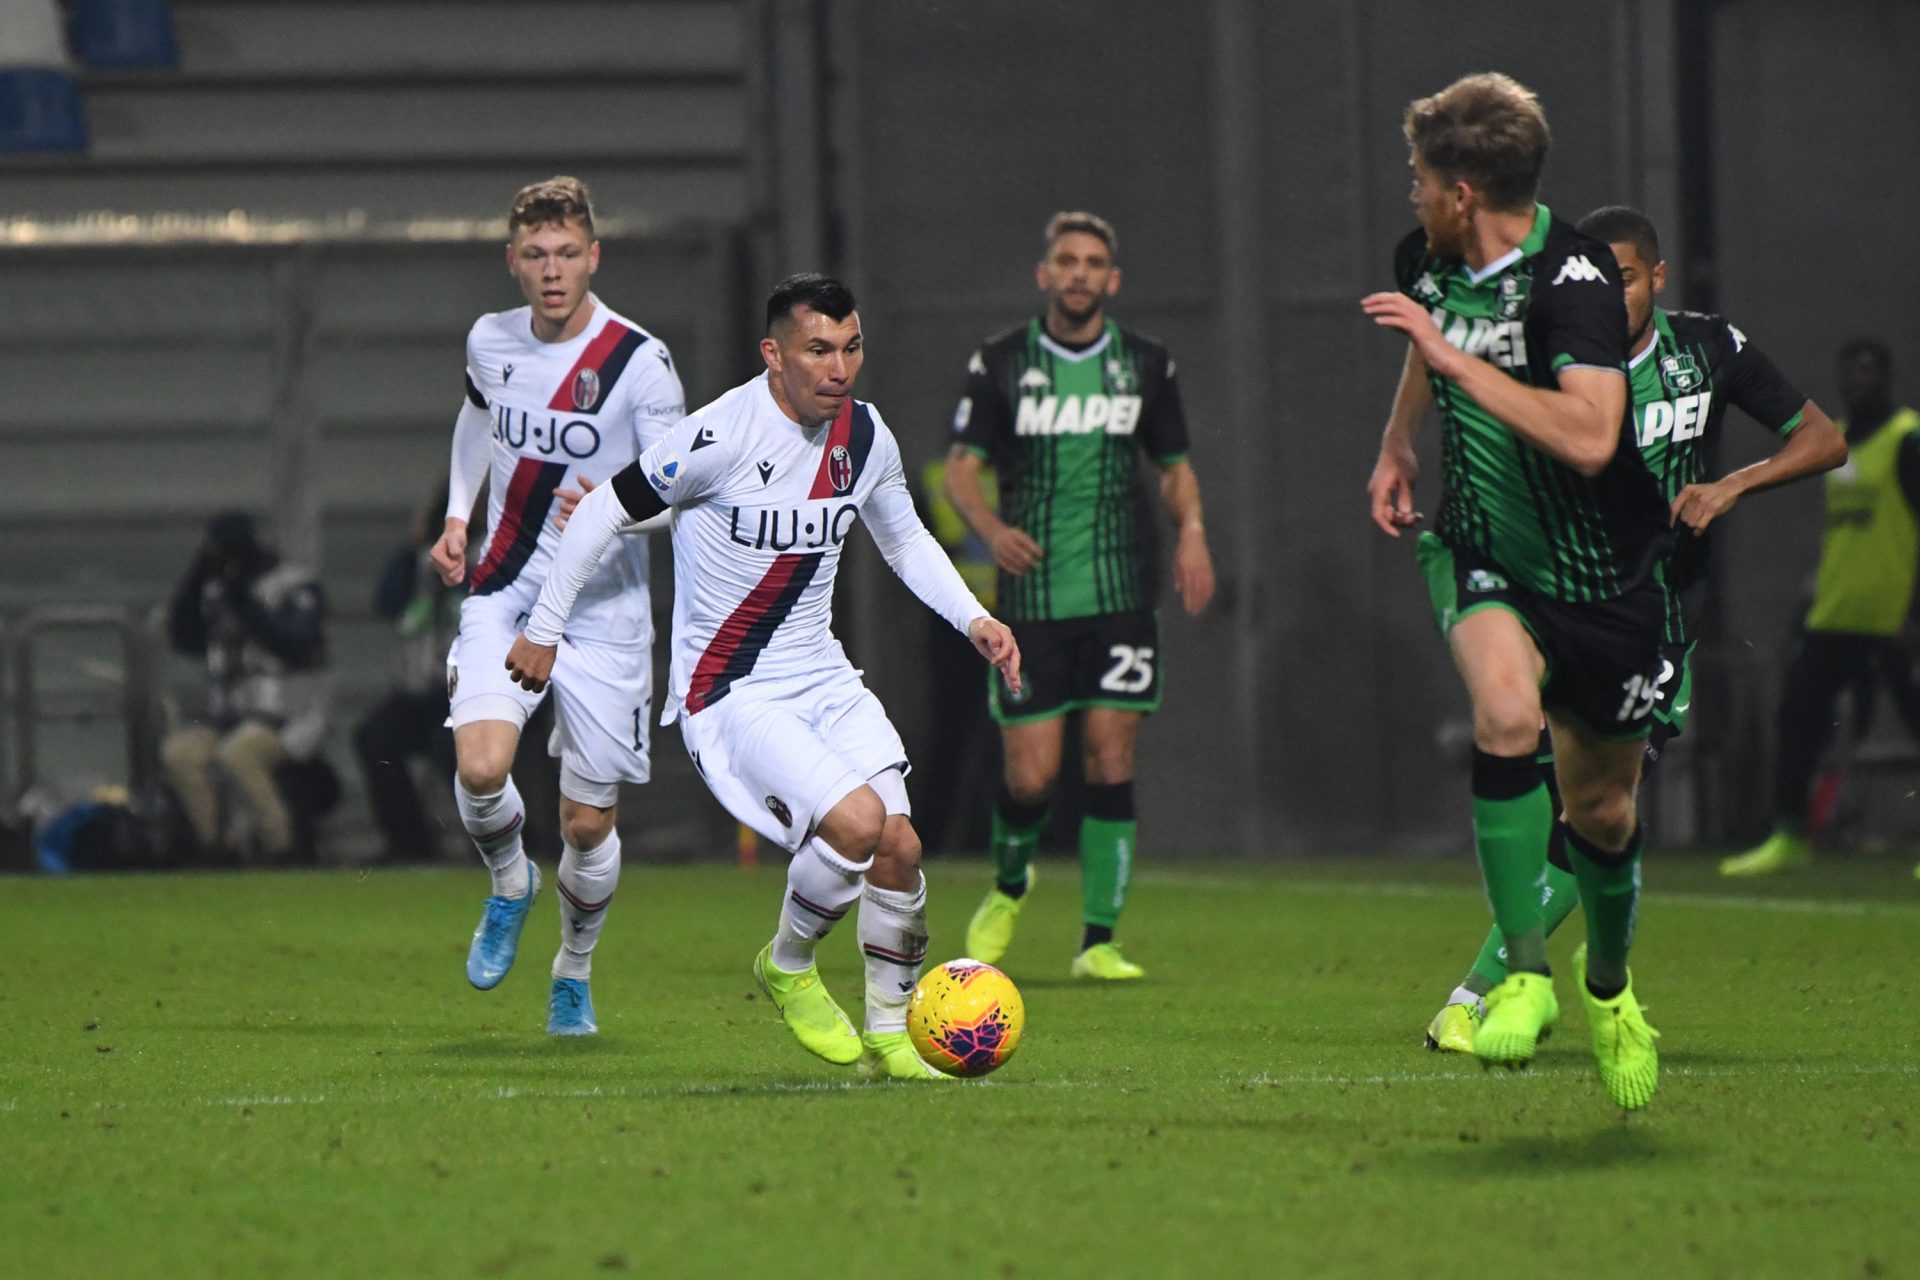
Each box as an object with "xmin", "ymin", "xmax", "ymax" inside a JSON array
[
  {"xmin": 1395, "ymin": 204, "xmax": 1670, "ymax": 603},
  {"xmin": 1630, "ymin": 307, "xmax": 1806, "ymax": 594},
  {"xmin": 952, "ymin": 317, "xmax": 1189, "ymax": 621}
]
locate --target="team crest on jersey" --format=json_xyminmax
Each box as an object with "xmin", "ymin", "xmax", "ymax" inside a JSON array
[
  {"xmin": 1018, "ymin": 368, "xmax": 1051, "ymax": 391},
  {"xmin": 572, "ymin": 367, "xmax": 600, "ymax": 411},
  {"xmin": 1496, "ymin": 274, "xmax": 1526, "ymax": 321},
  {"xmin": 1105, "ymin": 358, "xmax": 1138, "ymax": 395},
  {"xmin": 765, "ymin": 794, "xmax": 793, "ymax": 827},
  {"xmin": 1412, "ymin": 271, "xmax": 1443, "ymax": 302},
  {"xmin": 1466, "ymin": 568, "xmax": 1508, "ymax": 594},
  {"xmin": 1660, "ymin": 353, "xmax": 1703, "ymax": 394},
  {"xmin": 828, "ymin": 444, "xmax": 854, "ymax": 494}
]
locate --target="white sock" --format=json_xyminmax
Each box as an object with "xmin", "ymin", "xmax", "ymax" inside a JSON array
[
  {"xmin": 858, "ymin": 873, "xmax": 928, "ymax": 1034},
  {"xmin": 770, "ymin": 838, "xmax": 869, "ymax": 973},
  {"xmin": 1450, "ymin": 984, "xmax": 1486, "ymax": 1012},
  {"xmin": 554, "ymin": 829, "xmax": 621, "ymax": 980},
  {"xmin": 455, "ymin": 777, "xmax": 529, "ymax": 898}
]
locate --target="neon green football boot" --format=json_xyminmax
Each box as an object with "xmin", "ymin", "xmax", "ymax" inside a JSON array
[
  {"xmin": 1070, "ymin": 941, "xmax": 1145, "ymax": 981},
  {"xmin": 964, "ymin": 866, "xmax": 1033, "ymax": 964},
  {"xmin": 1573, "ymin": 943, "xmax": 1661, "ymax": 1111},
  {"xmin": 753, "ymin": 943, "xmax": 861, "ymax": 1066},
  {"xmin": 1719, "ymin": 830, "xmax": 1811, "ymax": 877},
  {"xmin": 1424, "ymin": 1000, "xmax": 1483, "ymax": 1053},
  {"xmin": 1472, "ymin": 971, "xmax": 1558, "ymax": 1068},
  {"xmin": 857, "ymin": 1030, "xmax": 956, "ymax": 1082}
]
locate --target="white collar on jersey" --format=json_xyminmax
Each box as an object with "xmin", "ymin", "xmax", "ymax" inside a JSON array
[
  {"xmin": 1462, "ymin": 246, "xmax": 1523, "ymax": 285},
  {"xmin": 1628, "ymin": 327, "xmax": 1660, "ymax": 370},
  {"xmin": 1037, "ymin": 327, "xmax": 1113, "ymax": 363}
]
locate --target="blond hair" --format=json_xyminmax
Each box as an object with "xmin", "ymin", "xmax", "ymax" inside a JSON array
[
  {"xmin": 508, "ymin": 176, "xmax": 595, "ymax": 237},
  {"xmin": 1402, "ymin": 73, "xmax": 1549, "ymax": 212},
  {"xmin": 1044, "ymin": 210, "xmax": 1118, "ymax": 258}
]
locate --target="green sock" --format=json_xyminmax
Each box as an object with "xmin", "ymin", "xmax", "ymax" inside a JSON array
[
  {"xmin": 1464, "ymin": 854, "xmax": 1581, "ymax": 993},
  {"xmin": 990, "ymin": 789, "xmax": 1048, "ymax": 894},
  {"xmin": 1079, "ymin": 782, "xmax": 1138, "ymax": 931},
  {"xmin": 1567, "ymin": 825, "xmax": 1642, "ymax": 997},
  {"xmin": 1471, "ymin": 749, "xmax": 1553, "ymax": 974}
]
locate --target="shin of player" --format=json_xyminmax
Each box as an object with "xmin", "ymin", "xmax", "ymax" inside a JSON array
[
  {"xmin": 506, "ymin": 274, "xmax": 1021, "ymax": 1080},
  {"xmin": 430, "ymin": 177, "xmax": 685, "ymax": 1034}
]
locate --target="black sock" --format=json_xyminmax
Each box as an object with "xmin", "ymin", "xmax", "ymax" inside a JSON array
[{"xmin": 1080, "ymin": 923, "xmax": 1114, "ymax": 950}]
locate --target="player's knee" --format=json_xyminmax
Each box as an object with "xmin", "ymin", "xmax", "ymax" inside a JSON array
[
  {"xmin": 561, "ymin": 804, "xmax": 615, "ymax": 851},
  {"xmin": 871, "ymin": 819, "xmax": 923, "ymax": 884},
  {"xmin": 818, "ymin": 786, "xmax": 886, "ymax": 861},
  {"xmin": 1083, "ymin": 744, "xmax": 1135, "ymax": 786},
  {"xmin": 1472, "ymin": 692, "xmax": 1541, "ymax": 757},
  {"xmin": 1565, "ymin": 788, "xmax": 1638, "ymax": 853},
  {"xmin": 456, "ymin": 756, "xmax": 512, "ymax": 797},
  {"xmin": 1003, "ymin": 762, "xmax": 1057, "ymax": 809}
]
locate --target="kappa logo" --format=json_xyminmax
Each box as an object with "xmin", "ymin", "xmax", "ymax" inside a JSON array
[
  {"xmin": 967, "ymin": 350, "xmax": 987, "ymax": 377},
  {"xmin": 827, "ymin": 443, "xmax": 854, "ymax": 494},
  {"xmin": 765, "ymin": 794, "xmax": 793, "ymax": 828},
  {"xmin": 690, "ymin": 425, "xmax": 719, "ymax": 451},
  {"xmin": 952, "ymin": 396, "xmax": 973, "ymax": 433},
  {"xmin": 1552, "ymin": 255, "xmax": 1608, "ymax": 286},
  {"xmin": 502, "ymin": 363, "xmax": 515, "ymax": 384},
  {"xmin": 1466, "ymin": 568, "xmax": 1508, "ymax": 593},
  {"xmin": 572, "ymin": 367, "xmax": 600, "ymax": 411},
  {"xmin": 1018, "ymin": 367, "xmax": 1051, "ymax": 391}
]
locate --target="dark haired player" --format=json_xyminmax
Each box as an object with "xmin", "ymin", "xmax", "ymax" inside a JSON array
[{"xmin": 506, "ymin": 275, "xmax": 1022, "ymax": 1080}]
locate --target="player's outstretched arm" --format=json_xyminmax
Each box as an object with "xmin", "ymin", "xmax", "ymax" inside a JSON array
[
  {"xmin": 1369, "ymin": 344, "xmax": 1432, "ymax": 537},
  {"xmin": 967, "ymin": 615, "xmax": 1022, "ymax": 698},
  {"xmin": 506, "ymin": 462, "xmax": 671, "ymax": 693},
  {"xmin": 1362, "ymin": 291, "xmax": 1623, "ymax": 475},
  {"xmin": 1671, "ymin": 400, "xmax": 1847, "ymax": 533}
]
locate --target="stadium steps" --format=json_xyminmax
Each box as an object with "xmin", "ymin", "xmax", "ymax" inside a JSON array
[{"xmin": 0, "ymin": 0, "xmax": 757, "ymax": 224}]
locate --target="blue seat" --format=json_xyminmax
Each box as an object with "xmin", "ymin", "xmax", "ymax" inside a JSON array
[
  {"xmin": 67, "ymin": 0, "xmax": 178, "ymax": 70},
  {"xmin": 0, "ymin": 65, "xmax": 86, "ymax": 151}
]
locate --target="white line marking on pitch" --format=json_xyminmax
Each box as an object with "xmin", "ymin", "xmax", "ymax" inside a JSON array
[
  {"xmin": 1233, "ymin": 1061, "xmax": 1920, "ymax": 1089},
  {"xmin": 1132, "ymin": 872, "xmax": 1913, "ymax": 916}
]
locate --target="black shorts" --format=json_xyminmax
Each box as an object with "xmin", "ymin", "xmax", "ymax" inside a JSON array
[
  {"xmin": 989, "ymin": 610, "xmax": 1162, "ymax": 725},
  {"xmin": 1418, "ymin": 533, "xmax": 1666, "ymax": 739}
]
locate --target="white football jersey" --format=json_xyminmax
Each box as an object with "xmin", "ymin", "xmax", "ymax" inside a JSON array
[
  {"xmin": 634, "ymin": 376, "xmax": 961, "ymax": 721},
  {"xmin": 463, "ymin": 297, "xmax": 684, "ymax": 642}
]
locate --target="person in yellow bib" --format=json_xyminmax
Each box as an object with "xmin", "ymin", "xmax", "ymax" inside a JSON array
[{"xmin": 1724, "ymin": 338, "xmax": 1920, "ymax": 876}]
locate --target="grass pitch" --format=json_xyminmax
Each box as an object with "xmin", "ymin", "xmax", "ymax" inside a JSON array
[{"xmin": 3, "ymin": 853, "xmax": 1917, "ymax": 1279}]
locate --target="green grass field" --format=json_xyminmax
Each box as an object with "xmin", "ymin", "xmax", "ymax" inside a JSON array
[{"xmin": 4, "ymin": 853, "xmax": 1917, "ymax": 1279}]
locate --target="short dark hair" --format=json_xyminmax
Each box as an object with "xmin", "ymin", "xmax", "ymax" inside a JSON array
[
  {"xmin": 765, "ymin": 273, "xmax": 857, "ymax": 333},
  {"xmin": 1838, "ymin": 336, "xmax": 1892, "ymax": 371},
  {"xmin": 1044, "ymin": 211, "xmax": 1118, "ymax": 258},
  {"xmin": 1577, "ymin": 205, "xmax": 1661, "ymax": 267},
  {"xmin": 1403, "ymin": 72, "xmax": 1550, "ymax": 213},
  {"xmin": 509, "ymin": 176, "xmax": 595, "ymax": 237}
]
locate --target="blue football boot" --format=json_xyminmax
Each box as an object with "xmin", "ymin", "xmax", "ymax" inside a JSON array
[
  {"xmin": 465, "ymin": 861, "xmax": 541, "ymax": 990},
  {"xmin": 547, "ymin": 977, "xmax": 597, "ymax": 1036}
]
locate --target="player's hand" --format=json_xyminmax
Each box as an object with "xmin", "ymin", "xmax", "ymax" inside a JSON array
[
  {"xmin": 553, "ymin": 474, "xmax": 596, "ymax": 530},
  {"xmin": 504, "ymin": 634, "xmax": 557, "ymax": 693},
  {"xmin": 430, "ymin": 518, "xmax": 469, "ymax": 585},
  {"xmin": 1172, "ymin": 524, "xmax": 1215, "ymax": 615},
  {"xmin": 1367, "ymin": 439, "xmax": 1422, "ymax": 537},
  {"xmin": 1670, "ymin": 480, "xmax": 1739, "ymax": 534},
  {"xmin": 968, "ymin": 616, "xmax": 1022, "ymax": 698},
  {"xmin": 1361, "ymin": 292, "xmax": 1463, "ymax": 379},
  {"xmin": 986, "ymin": 523, "xmax": 1044, "ymax": 576}
]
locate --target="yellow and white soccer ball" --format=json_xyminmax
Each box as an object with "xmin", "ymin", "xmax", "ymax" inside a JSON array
[{"xmin": 907, "ymin": 958, "xmax": 1025, "ymax": 1077}]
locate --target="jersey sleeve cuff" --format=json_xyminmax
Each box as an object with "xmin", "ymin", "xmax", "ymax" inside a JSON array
[
  {"xmin": 962, "ymin": 444, "xmax": 990, "ymax": 460},
  {"xmin": 1774, "ymin": 408, "xmax": 1807, "ymax": 436},
  {"xmin": 1154, "ymin": 452, "xmax": 1189, "ymax": 467},
  {"xmin": 1551, "ymin": 357, "xmax": 1628, "ymax": 375}
]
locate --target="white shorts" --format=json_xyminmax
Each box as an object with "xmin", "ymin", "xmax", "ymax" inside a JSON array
[
  {"xmin": 678, "ymin": 669, "xmax": 910, "ymax": 853},
  {"xmin": 448, "ymin": 592, "xmax": 652, "ymax": 802}
]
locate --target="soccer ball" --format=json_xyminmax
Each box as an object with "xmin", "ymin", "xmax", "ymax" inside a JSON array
[{"xmin": 907, "ymin": 959, "xmax": 1025, "ymax": 1077}]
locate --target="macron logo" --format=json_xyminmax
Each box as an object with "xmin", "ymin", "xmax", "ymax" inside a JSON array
[{"xmin": 1552, "ymin": 255, "xmax": 1608, "ymax": 286}]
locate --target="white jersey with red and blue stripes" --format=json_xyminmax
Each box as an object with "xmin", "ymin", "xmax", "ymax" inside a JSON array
[
  {"xmin": 632, "ymin": 376, "xmax": 984, "ymax": 723},
  {"xmin": 463, "ymin": 297, "xmax": 684, "ymax": 643}
]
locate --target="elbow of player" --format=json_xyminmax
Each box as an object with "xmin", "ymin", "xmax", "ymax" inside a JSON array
[
  {"xmin": 1568, "ymin": 435, "xmax": 1618, "ymax": 478},
  {"xmin": 1821, "ymin": 435, "xmax": 1850, "ymax": 473}
]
